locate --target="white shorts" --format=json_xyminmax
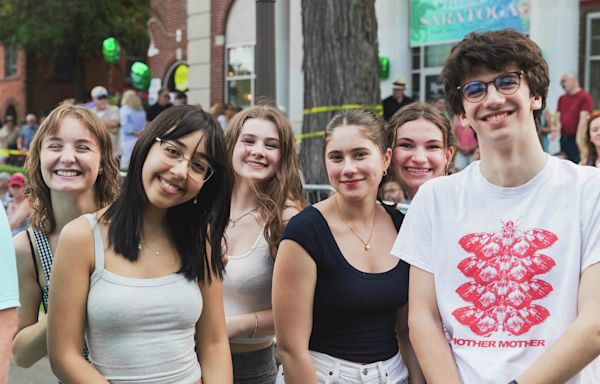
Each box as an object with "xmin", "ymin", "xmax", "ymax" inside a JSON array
[{"xmin": 276, "ymin": 350, "xmax": 409, "ymax": 384}]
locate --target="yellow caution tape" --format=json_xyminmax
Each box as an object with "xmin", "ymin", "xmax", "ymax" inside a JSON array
[
  {"xmin": 294, "ymin": 104, "xmax": 383, "ymax": 142},
  {"xmin": 303, "ymin": 104, "xmax": 383, "ymax": 115},
  {"xmin": 295, "ymin": 131, "xmax": 325, "ymax": 140},
  {"xmin": 0, "ymin": 148, "xmax": 28, "ymax": 156}
]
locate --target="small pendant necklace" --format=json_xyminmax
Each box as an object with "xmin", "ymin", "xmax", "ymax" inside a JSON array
[
  {"xmin": 137, "ymin": 240, "xmax": 160, "ymax": 256},
  {"xmin": 229, "ymin": 206, "xmax": 258, "ymax": 228},
  {"xmin": 138, "ymin": 227, "xmax": 162, "ymax": 256},
  {"xmin": 334, "ymin": 195, "xmax": 376, "ymax": 251}
]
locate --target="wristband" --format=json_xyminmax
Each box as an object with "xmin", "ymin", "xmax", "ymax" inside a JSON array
[{"xmin": 249, "ymin": 312, "xmax": 259, "ymax": 338}]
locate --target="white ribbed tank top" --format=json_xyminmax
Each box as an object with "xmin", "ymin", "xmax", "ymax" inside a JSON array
[
  {"xmin": 223, "ymin": 230, "xmax": 274, "ymax": 344},
  {"xmin": 83, "ymin": 214, "xmax": 202, "ymax": 384}
]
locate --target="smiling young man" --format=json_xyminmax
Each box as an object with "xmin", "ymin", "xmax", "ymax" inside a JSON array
[{"xmin": 392, "ymin": 29, "xmax": 600, "ymax": 384}]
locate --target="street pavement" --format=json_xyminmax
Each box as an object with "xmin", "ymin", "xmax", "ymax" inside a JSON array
[{"xmin": 9, "ymin": 357, "xmax": 55, "ymax": 383}]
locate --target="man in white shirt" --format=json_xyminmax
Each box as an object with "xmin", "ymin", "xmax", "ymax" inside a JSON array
[
  {"xmin": 90, "ymin": 86, "xmax": 120, "ymax": 161},
  {"xmin": 393, "ymin": 29, "xmax": 600, "ymax": 384}
]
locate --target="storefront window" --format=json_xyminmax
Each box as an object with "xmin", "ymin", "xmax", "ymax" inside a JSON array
[
  {"xmin": 226, "ymin": 44, "xmax": 255, "ymax": 108},
  {"xmin": 4, "ymin": 45, "xmax": 16, "ymax": 78},
  {"xmin": 411, "ymin": 43, "xmax": 452, "ymax": 102},
  {"xmin": 586, "ymin": 13, "xmax": 600, "ymax": 109}
]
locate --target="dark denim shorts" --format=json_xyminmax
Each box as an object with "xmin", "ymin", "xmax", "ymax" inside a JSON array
[{"xmin": 232, "ymin": 344, "xmax": 278, "ymax": 384}]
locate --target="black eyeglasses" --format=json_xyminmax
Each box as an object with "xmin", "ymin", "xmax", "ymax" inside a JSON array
[
  {"xmin": 457, "ymin": 71, "xmax": 525, "ymax": 103},
  {"xmin": 96, "ymin": 95, "xmax": 108, "ymax": 100},
  {"xmin": 155, "ymin": 137, "xmax": 214, "ymax": 182}
]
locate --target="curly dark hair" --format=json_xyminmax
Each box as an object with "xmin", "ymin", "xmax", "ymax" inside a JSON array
[{"xmin": 442, "ymin": 29, "xmax": 550, "ymax": 127}]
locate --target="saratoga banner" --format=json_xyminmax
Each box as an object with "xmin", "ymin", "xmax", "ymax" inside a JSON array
[{"xmin": 410, "ymin": 0, "xmax": 530, "ymax": 47}]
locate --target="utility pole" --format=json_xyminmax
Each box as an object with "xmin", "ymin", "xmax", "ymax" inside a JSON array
[{"xmin": 255, "ymin": 0, "xmax": 276, "ymax": 103}]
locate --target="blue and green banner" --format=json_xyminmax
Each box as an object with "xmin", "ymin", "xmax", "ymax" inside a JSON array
[{"xmin": 410, "ymin": 0, "xmax": 530, "ymax": 47}]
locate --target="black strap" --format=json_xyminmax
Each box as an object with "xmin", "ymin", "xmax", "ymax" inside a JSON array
[{"xmin": 25, "ymin": 229, "xmax": 44, "ymax": 296}]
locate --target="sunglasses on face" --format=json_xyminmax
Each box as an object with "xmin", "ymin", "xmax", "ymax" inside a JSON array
[
  {"xmin": 457, "ymin": 71, "xmax": 524, "ymax": 103},
  {"xmin": 96, "ymin": 95, "xmax": 108, "ymax": 100}
]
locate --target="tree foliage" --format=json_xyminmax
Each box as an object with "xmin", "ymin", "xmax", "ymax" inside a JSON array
[
  {"xmin": 0, "ymin": 0, "xmax": 150, "ymax": 59},
  {"xmin": 300, "ymin": 0, "xmax": 381, "ymax": 184}
]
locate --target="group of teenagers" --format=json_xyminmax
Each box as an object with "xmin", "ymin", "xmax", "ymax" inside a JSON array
[{"xmin": 5, "ymin": 29, "xmax": 600, "ymax": 384}]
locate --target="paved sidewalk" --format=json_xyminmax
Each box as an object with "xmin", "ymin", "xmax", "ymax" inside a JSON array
[{"xmin": 8, "ymin": 357, "xmax": 54, "ymax": 383}]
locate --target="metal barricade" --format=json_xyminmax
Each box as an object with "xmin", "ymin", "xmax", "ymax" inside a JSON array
[{"xmin": 303, "ymin": 184, "xmax": 336, "ymax": 205}]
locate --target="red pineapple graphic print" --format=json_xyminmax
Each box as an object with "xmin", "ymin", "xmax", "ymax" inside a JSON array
[{"xmin": 452, "ymin": 221, "xmax": 557, "ymax": 337}]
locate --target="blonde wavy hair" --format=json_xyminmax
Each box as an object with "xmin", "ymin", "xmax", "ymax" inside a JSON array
[
  {"xmin": 121, "ymin": 90, "xmax": 144, "ymax": 111},
  {"xmin": 25, "ymin": 103, "xmax": 120, "ymax": 234},
  {"xmin": 225, "ymin": 104, "xmax": 306, "ymax": 255}
]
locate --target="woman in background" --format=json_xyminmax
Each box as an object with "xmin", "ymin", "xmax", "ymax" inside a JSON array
[
  {"xmin": 580, "ymin": 111, "xmax": 600, "ymax": 167},
  {"xmin": 119, "ymin": 90, "xmax": 147, "ymax": 169}
]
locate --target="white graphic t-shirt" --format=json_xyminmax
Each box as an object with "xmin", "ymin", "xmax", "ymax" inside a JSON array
[{"xmin": 392, "ymin": 155, "xmax": 600, "ymax": 384}]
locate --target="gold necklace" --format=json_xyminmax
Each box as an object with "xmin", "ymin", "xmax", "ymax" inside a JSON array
[
  {"xmin": 334, "ymin": 195, "xmax": 376, "ymax": 251},
  {"xmin": 137, "ymin": 227, "xmax": 162, "ymax": 256},
  {"xmin": 138, "ymin": 240, "xmax": 160, "ymax": 256},
  {"xmin": 229, "ymin": 206, "xmax": 258, "ymax": 228}
]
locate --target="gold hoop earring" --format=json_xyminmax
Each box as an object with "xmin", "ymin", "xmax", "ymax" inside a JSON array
[{"xmin": 383, "ymin": 169, "xmax": 388, "ymax": 176}]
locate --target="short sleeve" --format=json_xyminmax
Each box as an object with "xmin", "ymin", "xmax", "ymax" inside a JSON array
[
  {"xmin": 280, "ymin": 207, "xmax": 322, "ymax": 263},
  {"xmin": 581, "ymin": 174, "xmax": 600, "ymax": 271},
  {"xmin": 391, "ymin": 182, "xmax": 434, "ymax": 273},
  {"xmin": 583, "ymin": 93, "xmax": 594, "ymax": 112},
  {"xmin": 0, "ymin": 205, "xmax": 19, "ymax": 310}
]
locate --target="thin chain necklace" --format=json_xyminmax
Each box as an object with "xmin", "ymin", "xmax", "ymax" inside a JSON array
[
  {"xmin": 138, "ymin": 227, "xmax": 162, "ymax": 256},
  {"xmin": 229, "ymin": 206, "xmax": 258, "ymax": 228},
  {"xmin": 334, "ymin": 195, "xmax": 376, "ymax": 251}
]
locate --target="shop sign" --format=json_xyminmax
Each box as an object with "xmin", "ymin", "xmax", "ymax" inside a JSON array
[{"xmin": 410, "ymin": 0, "xmax": 530, "ymax": 47}]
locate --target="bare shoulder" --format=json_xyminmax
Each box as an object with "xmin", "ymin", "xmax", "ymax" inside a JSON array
[
  {"xmin": 13, "ymin": 230, "xmax": 31, "ymax": 259},
  {"xmin": 56, "ymin": 217, "xmax": 96, "ymax": 266},
  {"xmin": 13, "ymin": 230, "xmax": 36, "ymax": 279},
  {"xmin": 282, "ymin": 200, "xmax": 302, "ymax": 223}
]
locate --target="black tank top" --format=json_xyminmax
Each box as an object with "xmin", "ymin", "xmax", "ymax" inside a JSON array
[{"xmin": 280, "ymin": 205, "xmax": 409, "ymax": 363}]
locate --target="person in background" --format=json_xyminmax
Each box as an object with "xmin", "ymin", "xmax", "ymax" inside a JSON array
[
  {"xmin": 380, "ymin": 179, "xmax": 406, "ymax": 205},
  {"xmin": 0, "ymin": 116, "xmax": 18, "ymax": 148},
  {"xmin": 0, "ymin": 173, "xmax": 10, "ymax": 208},
  {"xmin": 387, "ymin": 102, "xmax": 455, "ymax": 201},
  {"xmin": 556, "ymin": 72, "xmax": 593, "ymax": 163},
  {"xmin": 383, "ymin": 76, "xmax": 415, "ymax": 121},
  {"xmin": 147, "ymin": 88, "xmax": 173, "ymax": 122},
  {"xmin": 273, "ymin": 109, "xmax": 423, "ymax": 383},
  {"xmin": 6, "ymin": 173, "xmax": 29, "ymax": 236},
  {"xmin": 0, "ymin": 202, "xmax": 18, "ymax": 384},
  {"xmin": 48, "ymin": 105, "xmax": 233, "ymax": 383},
  {"xmin": 580, "ymin": 111, "xmax": 600, "ymax": 167},
  {"xmin": 397, "ymin": 29, "xmax": 600, "ymax": 384},
  {"xmin": 433, "ymin": 97, "xmax": 450, "ymax": 119},
  {"xmin": 17, "ymin": 114, "xmax": 39, "ymax": 152},
  {"xmin": 222, "ymin": 104, "xmax": 239, "ymax": 130},
  {"xmin": 175, "ymin": 92, "xmax": 188, "ymax": 106},
  {"xmin": 451, "ymin": 115, "xmax": 477, "ymax": 171},
  {"xmin": 90, "ymin": 86, "xmax": 121, "ymax": 162},
  {"xmin": 10, "ymin": 104, "xmax": 120, "ymax": 370},
  {"xmin": 0, "ymin": 116, "xmax": 19, "ymax": 162},
  {"xmin": 223, "ymin": 105, "xmax": 305, "ymax": 383},
  {"xmin": 120, "ymin": 90, "xmax": 147, "ymax": 170}
]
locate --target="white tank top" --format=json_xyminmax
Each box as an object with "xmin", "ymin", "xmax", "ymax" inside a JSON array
[
  {"xmin": 223, "ymin": 230, "xmax": 274, "ymax": 344},
  {"xmin": 83, "ymin": 214, "xmax": 203, "ymax": 383}
]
